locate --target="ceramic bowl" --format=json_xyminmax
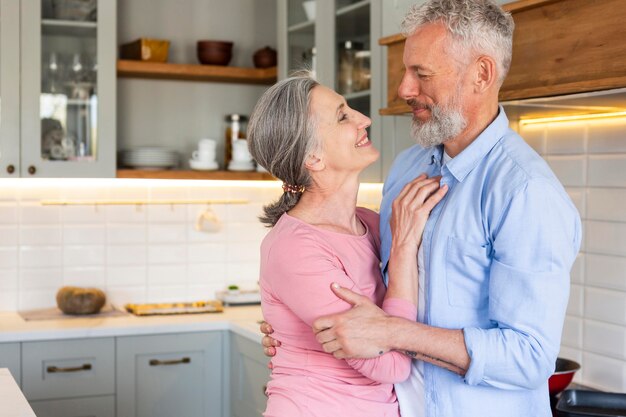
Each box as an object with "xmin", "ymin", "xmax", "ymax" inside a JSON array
[{"xmin": 197, "ymin": 40, "xmax": 233, "ymax": 66}]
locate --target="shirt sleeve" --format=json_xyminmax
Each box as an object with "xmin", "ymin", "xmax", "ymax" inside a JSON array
[
  {"xmin": 463, "ymin": 179, "xmax": 582, "ymax": 390},
  {"xmin": 270, "ymin": 229, "xmax": 415, "ymax": 384}
]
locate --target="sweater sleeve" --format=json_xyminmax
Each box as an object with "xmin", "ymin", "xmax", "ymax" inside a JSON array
[{"xmin": 269, "ymin": 229, "xmax": 414, "ymax": 384}]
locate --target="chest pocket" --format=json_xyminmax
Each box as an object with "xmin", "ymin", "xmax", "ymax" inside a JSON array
[{"xmin": 445, "ymin": 236, "xmax": 492, "ymax": 308}]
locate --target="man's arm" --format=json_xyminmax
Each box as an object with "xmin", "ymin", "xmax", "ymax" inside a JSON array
[{"xmin": 313, "ymin": 285, "xmax": 470, "ymax": 375}]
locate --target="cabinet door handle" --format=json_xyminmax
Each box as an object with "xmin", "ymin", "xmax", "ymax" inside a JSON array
[
  {"xmin": 6, "ymin": 165, "xmax": 15, "ymax": 174},
  {"xmin": 27, "ymin": 165, "xmax": 36, "ymax": 175},
  {"xmin": 149, "ymin": 357, "xmax": 191, "ymax": 366},
  {"xmin": 46, "ymin": 363, "xmax": 92, "ymax": 373}
]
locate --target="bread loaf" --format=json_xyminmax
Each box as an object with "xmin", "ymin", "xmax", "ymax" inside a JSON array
[{"xmin": 56, "ymin": 286, "xmax": 106, "ymax": 315}]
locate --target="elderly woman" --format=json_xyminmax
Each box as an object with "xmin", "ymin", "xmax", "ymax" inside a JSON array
[{"xmin": 247, "ymin": 72, "xmax": 447, "ymax": 417}]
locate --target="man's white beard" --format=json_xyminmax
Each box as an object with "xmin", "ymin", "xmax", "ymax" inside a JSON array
[{"xmin": 410, "ymin": 95, "xmax": 467, "ymax": 148}]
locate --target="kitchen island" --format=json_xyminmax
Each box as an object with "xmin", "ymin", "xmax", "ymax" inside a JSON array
[{"xmin": 0, "ymin": 368, "xmax": 36, "ymax": 417}]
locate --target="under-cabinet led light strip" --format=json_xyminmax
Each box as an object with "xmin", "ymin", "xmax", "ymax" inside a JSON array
[{"xmin": 519, "ymin": 111, "xmax": 626, "ymax": 125}]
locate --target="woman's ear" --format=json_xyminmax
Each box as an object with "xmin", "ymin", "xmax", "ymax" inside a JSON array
[
  {"xmin": 305, "ymin": 154, "xmax": 325, "ymax": 171},
  {"xmin": 474, "ymin": 55, "xmax": 497, "ymax": 93}
]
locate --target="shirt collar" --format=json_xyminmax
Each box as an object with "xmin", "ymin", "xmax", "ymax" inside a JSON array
[{"xmin": 445, "ymin": 106, "xmax": 510, "ymax": 182}]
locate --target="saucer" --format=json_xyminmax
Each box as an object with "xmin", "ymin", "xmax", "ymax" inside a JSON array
[
  {"xmin": 227, "ymin": 160, "xmax": 255, "ymax": 171},
  {"xmin": 189, "ymin": 159, "xmax": 219, "ymax": 171}
]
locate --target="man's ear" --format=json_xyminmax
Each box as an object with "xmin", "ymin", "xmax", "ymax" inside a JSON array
[
  {"xmin": 305, "ymin": 154, "xmax": 325, "ymax": 171},
  {"xmin": 474, "ymin": 55, "xmax": 497, "ymax": 93}
]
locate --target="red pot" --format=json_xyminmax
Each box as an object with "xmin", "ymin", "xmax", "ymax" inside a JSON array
[{"xmin": 548, "ymin": 357, "xmax": 580, "ymax": 396}]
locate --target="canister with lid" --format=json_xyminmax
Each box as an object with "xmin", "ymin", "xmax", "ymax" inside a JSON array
[{"xmin": 224, "ymin": 114, "xmax": 247, "ymax": 167}]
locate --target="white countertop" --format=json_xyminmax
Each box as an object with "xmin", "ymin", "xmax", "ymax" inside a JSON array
[
  {"xmin": 0, "ymin": 306, "xmax": 264, "ymax": 344},
  {"xmin": 0, "ymin": 369, "xmax": 35, "ymax": 417}
]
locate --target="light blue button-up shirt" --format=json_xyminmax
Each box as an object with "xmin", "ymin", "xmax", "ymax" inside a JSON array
[{"xmin": 379, "ymin": 108, "xmax": 582, "ymax": 417}]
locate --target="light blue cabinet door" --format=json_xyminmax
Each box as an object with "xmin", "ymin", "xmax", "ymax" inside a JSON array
[
  {"xmin": 0, "ymin": 342, "xmax": 21, "ymax": 386},
  {"xmin": 116, "ymin": 332, "xmax": 224, "ymax": 417},
  {"xmin": 230, "ymin": 333, "xmax": 270, "ymax": 417},
  {"xmin": 29, "ymin": 395, "xmax": 115, "ymax": 417}
]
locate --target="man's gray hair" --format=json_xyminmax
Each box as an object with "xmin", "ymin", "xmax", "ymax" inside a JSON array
[
  {"xmin": 401, "ymin": 0, "xmax": 514, "ymax": 86},
  {"xmin": 247, "ymin": 71, "xmax": 319, "ymax": 227}
]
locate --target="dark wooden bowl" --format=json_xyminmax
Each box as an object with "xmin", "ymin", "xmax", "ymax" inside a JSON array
[{"xmin": 197, "ymin": 40, "xmax": 233, "ymax": 66}]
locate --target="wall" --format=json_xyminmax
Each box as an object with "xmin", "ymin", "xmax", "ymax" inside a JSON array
[
  {"xmin": 0, "ymin": 180, "xmax": 383, "ymax": 311},
  {"xmin": 117, "ymin": 0, "xmax": 277, "ymax": 169},
  {"xmin": 521, "ymin": 116, "xmax": 626, "ymax": 392}
]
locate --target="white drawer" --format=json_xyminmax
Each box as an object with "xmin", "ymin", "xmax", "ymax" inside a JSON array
[{"xmin": 22, "ymin": 337, "xmax": 114, "ymax": 401}]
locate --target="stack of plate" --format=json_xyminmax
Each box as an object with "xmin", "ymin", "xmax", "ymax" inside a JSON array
[{"xmin": 120, "ymin": 147, "xmax": 179, "ymax": 170}]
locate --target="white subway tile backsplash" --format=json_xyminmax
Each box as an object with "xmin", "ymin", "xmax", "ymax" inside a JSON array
[
  {"xmin": 587, "ymin": 188, "xmax": 626, "ymax": 222},
  {"xmin": 63, "ymin": 225, "xmax": 106, "ymax": 245},
  {"xmin": 546, "ymin": 122, "xmax": 587, "ymax": 155},
  {"xmin": 60, "ymin": 205, "xmax": 106, "ymax": 224},
  {"xmin": 520, "ymin": 125, "xmax": 543, "ymax": 153},
  {"xmin": 226, "ymin": 203, "xmax": 265, "ymax": 223},
  {"xmin": 565, "ymin": 187, "xmax": 585, "ymax": 218},
  {"xmin": 148, "ymin": 264, "xmax": 186, "ymax": 286},
  {"xmin": 0, "ymin": 268, "xmax": 18, "ymax": 290},
  {"xmin": 227, "ymin": 242, "xmax": 261, "ymax": 263},
  {"xmin": 147, "ymin": 285, "xmax": 188, "ymax": 303},
  {"xmin": 227, "ymin": 223, "xmax": 269, "ymax": 242},
  {"xmin": 19, "ymin": 268, "xmax": 63, "ymax": 290},
  {"xmin": 588, "ymin": 118, "xmax": 626, "ymax": 154},
  {"xmin": 545, "ymin": 155, "xmax": 586, "ymax": 187},
  {"xmin": 19, "ymin": 247, "xmax": 61, "ymax": 268},
  {"xmin": 63, "ymin": 246, "xmax": 106, "ymax": 267},
  {"xmin": 107, "ymin": 245, "xmax": 147, "ymax": 266},
  {"xmin": 19, "ymin": 226, "xmax": 62, "ymax": 246},
  {"xmin": 0, "ymin": 247, "xmax": 18, "ymax": 269},
  {"xmin": 588, "ymin": 155, "xmax": 626, "ymax": 187},
  {"xmin": 558, "ymin": 346, "xmax": 583, "ymax": 383},
  {"xmin": 148, "ymin": 244, "xmax": 187, "ymax": 264},
  {"xmin": 585, "ymin": 287, "xmax": 626, "ymax": 326},
  {"xmin": 18, "ymin": 205, "xmax": 60, "ymax": 224},
  {"xmin": 147, "ymin": 205, "xmax": 187, "ymax": 222},
  {"xmin": 0, "ymin": 205, "xmax": 18, "ymax": 224},
  {"xmin": 584, "ymin": 319, "xmax": 626, "ymax": 360},
  {"xmin": 186, "ymin": 283, "xmax": 224, "ymax": 300},
  {"xmin": 105, "ymin": 205, "xmax": 147, "ymax": 223},
  {"xmin": 0, "ymin": 226, "xmax": 18, "ymax": 246},
  {"xmin": 586, "ymin": 220, "xmax": 626, "ymax": 257},
  {"xmin": 567, "ymin": 284, "xmax": 583, "ymax": 317},
  {"xmin": 583, "ymin": 352, "xmax": 626, "ymax": 392},
  {"xmin": 105, "ymin": 286, "xmax": 146, "ymax": 305},
  {"xmin": 586, "ymin": 254, "xmax": 626, "ymax": 291},
  {"xmin": 0, "ymin": 290, "xmax": 18, "ymax": 310},
  {"xmin": 187, "ymin": 243, "xmax": 227, "ymax": 264},
  {"xmin": 106, "ymin": 266, "xmax": 147, "ymax": 287},
  {"xmin": 148, "ymin": 224, "xmax": 188, "ymax": 243},
  {"xmin": 63, "ymin": 267, "xmax": 106, "ymax": 287},
  {"xmin": 562, "ymin": 315, "xmax": 583, "ymax": 348},
  {"xmin": 18, "ymin": 288, "xmax": 58, "ymax": 310},
  {"xmin": 226, "ymin": 261, "xmax": 260, "ymax": 283},
  {"xmin": 187, "ymin": 263, "xmax": 226, "ymax": 286},
  {"xmin": 107, "ymin": 224, "xmax": 146, "ymax": 244}
]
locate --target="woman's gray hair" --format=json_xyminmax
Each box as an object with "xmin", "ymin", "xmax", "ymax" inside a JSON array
[
  {"xmin": 401, "ymin": 0, "xmax": 514, "ymax": 86},
  {"xmin": 247, "ymin": 71, "xmax": 319, "ymax": 227}
]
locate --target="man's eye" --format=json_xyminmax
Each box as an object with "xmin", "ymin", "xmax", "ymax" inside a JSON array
[{"xmin": 417, "ymin": 73, "xmax": 432, "ymax": 79}]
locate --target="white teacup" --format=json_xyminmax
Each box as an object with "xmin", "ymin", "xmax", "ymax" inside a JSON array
[
  {"xmin": 192, "ymin": 149, "xmax": 216, "ymax": 162},
  {"xmin": 198, "ymin": 138, "xmax": 216, "ymax": 152},
  {"xmin": 232, "ymin": 139, "xmax": 252, "ymax": 162}
]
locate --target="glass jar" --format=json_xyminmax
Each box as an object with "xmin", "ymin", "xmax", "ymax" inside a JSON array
[
  {"xmin": 338, "ymin": 41, "xmax": 362, "ymax": 94},
  {"xmin": 353, "ymin": 50, "xmax": 371, "ymax": 91},
  {"xmin": 224, "ymin": 114, "xmax": 247, "ymax": 167}
]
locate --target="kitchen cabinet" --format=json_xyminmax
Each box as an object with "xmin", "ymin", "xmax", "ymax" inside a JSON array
[
  {"xmin": 116, "ymin": 331, "xmax": 225, "ymax": 417},
  {"xmin": 0, "ymin": 0, "xmax": 116, "ymax": 178},
  {"xmin": 22, "ymin": 337, "xmax": 115, "ymax": 417},
  {"xmin": 230, "ymin": 333, "xmax": 271, "ymax": 417},
  {"xmin": 0, "ymin": 342, "xmax": 21, "ymax": 386},
  {"xmin": 278, "ymin": 0, "xmax": 384, "ymax": 182},
  {"xmin": 378, "ymin": 0, "xmax": 626, "ymax": 115}
]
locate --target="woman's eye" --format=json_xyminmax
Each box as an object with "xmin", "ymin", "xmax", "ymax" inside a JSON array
[{"xmin": 339, "ymin": 113, "xmax": 348, "ymax": 122}]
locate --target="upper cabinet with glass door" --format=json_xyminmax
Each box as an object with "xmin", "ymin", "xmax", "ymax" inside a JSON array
[{"xmin": 19, "ymin": 0, "xmax": 116, "ymax": 177}]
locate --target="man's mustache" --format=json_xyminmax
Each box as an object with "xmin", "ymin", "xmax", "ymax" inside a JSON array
[{"xmin": 406, "ymin": 99, "xmax": 432, "ymax": 111}]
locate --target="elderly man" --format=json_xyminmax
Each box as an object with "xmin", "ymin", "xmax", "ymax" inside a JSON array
[{"xmin": 262, "ymin": 0, "xmax": 581, "ymax": 416}]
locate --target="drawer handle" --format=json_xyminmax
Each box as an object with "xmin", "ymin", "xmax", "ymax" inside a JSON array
[
  {"xmin": 46, "ymin": 363, "xmax": 92, "ymax": 373},
  {"xmin": 149, "ymin": 357, "xmax": 191, "ymax": 366}
]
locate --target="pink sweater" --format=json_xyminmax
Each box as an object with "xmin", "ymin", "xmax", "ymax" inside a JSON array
[{"xmin": 260, "ymin": 208, "xmax": 417, "ymax": 417}]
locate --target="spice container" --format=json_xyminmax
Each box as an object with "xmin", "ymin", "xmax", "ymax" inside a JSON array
[
  {"xmin": 337, "ymin": 41, "xmax": 363, "ymax": 94},
  {"xmin": 224, "ymin": 114, "xmax": 247, "ymax": 167},
  {"xmin": 353, "ymin": 50, "xmax": 371, "ymax": 91}
]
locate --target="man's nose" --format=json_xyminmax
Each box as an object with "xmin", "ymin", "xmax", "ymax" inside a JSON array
[{"xmin": 398, "ymin": 72, "xmax": 419, "ymax": 100}]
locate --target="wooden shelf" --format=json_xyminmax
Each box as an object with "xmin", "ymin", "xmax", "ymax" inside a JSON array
[
  {"xmin": 117, "ymin": 60, "xmax": 277, "ymax": 85},
  {"xmin": 116, "ymin": 169, "xmax": 276, "ymax": 181}
]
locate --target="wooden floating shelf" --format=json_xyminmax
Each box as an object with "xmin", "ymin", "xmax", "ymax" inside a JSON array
[
  {"xmin": 116, "ymin": 169, "xmax": 276, "ymax": 181},
  {"xmin": 117, "ymin": 60, "xmax": 277, "ymax": 85}
]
